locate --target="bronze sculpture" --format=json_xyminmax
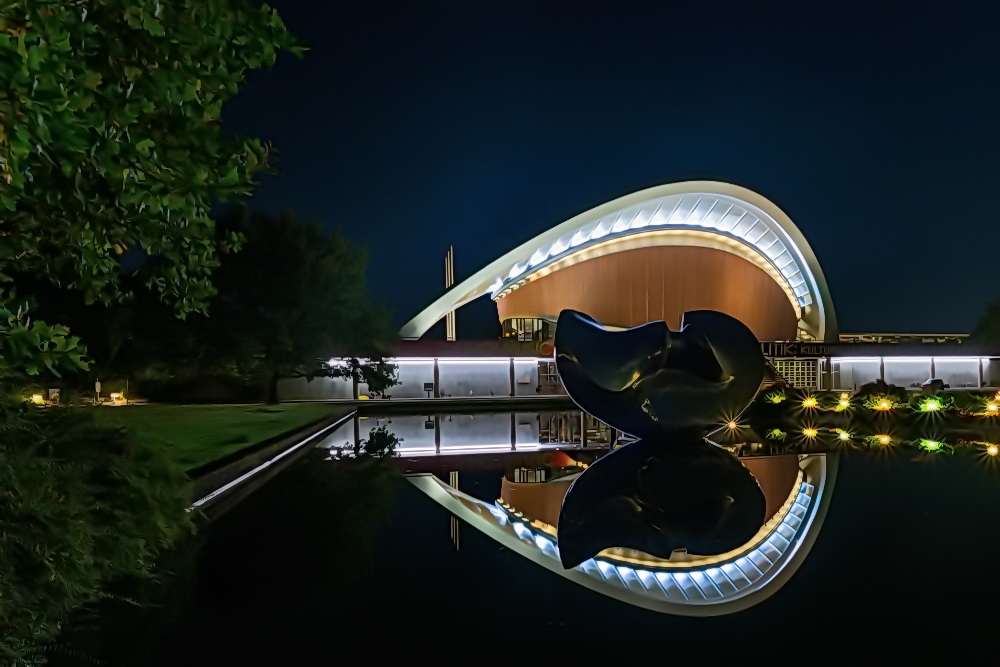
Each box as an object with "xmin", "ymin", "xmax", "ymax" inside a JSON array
[{"xmin": 554, "ymin": 309, "xmax": 767, "ymax": 569}]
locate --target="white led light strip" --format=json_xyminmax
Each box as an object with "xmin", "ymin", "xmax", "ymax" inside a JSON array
[
  {"xmin": 407, "ymin": 453, "xmax": 834, "ymax": 615},
  {"xmin": 491, "ymin": 193, "xmax": 815, "ymax": 309},
  {"xmin": 496, "ymin": 482, "xmax": 814, "ymax": 603}
]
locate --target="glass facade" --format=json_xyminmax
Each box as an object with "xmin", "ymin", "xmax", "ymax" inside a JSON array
[{"xmin": 502, "ymin": 317, "xmax": 552, "ymax": 341}]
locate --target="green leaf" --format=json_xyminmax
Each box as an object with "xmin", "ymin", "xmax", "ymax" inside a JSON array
[
  {"xmin": 82, "ymin": 70, "xmax": 102, "ymax": 89},
  {"xmin": 26, "ymin": 44, "xmax": 42, "ymax": 71}
]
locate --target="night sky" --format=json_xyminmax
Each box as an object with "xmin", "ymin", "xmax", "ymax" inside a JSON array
[{"xmin": 225, "ymin": 1, "xmax": 1000, "ymax": 338}]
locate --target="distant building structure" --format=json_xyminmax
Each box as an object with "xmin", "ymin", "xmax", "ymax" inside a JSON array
[{"xmin": 280, "ymin": 180, "xmax": 1000, "ymax": 401}]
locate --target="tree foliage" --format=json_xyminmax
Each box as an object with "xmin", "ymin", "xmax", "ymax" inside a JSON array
[
  {"xmin": 0, "ymin": 289, "xmax": 88, "ymax": 381},
  {"xmin": 0, "ymin": 0, "xmax": 302, "ymax": 387},
  {"xmin": 970, "ymin": 297, "xmax": 1000, "ymax": 343},
  {"xmin": 0, "ymin": 0, "xmax": 302, "ymax": 317},
  {"xmin": 206, "ymin": 206, "xmax": 399, "ymax": 402},
  {"xmin": 69, "ymin": 207, "xmax": 399, "ymax": 402}
]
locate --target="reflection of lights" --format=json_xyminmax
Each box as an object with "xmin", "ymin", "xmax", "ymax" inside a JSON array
[
  {"xmin": 878, "ymin": 435, "xmax": 891, "ymax": 445},
  {"xmin": 988, "ymin": 444, "xmax": 999, "ymax": 457},
  {"xmin": 802, "ymin": 396, "xmax": 818, "ymax": 408},
  {"xmin": 838, "ymin": 431, "xmax": 850, "ymax": 441},
  {"xmin": 802, "ymin": 428, "xmax": 817, "ymax": 438}
]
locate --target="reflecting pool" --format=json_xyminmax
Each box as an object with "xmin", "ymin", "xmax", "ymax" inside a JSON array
[{"xmin": 48, "ymin": 410, "xmax": 1000, "ymax": 663}]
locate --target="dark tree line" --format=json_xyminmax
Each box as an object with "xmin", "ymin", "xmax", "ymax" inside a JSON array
[{"xmin": 14, "ymin": 205, "xmax": 398, "ymax": 403}]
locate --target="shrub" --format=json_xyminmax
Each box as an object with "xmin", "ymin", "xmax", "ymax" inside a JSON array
[{"xmin": 0, "ymin": 400, "xmax": 190, "ymax": 664}]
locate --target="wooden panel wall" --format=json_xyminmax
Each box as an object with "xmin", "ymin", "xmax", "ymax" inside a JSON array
[
  {"xmin": 496, "ymin": 246, "xmax": 798, "ymax": 341},
  {"xmin": 500, "ymin": 455, "xmax": 800, "ymax": 530}
]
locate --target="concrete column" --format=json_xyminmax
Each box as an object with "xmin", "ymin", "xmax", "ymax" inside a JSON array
[
  {"xmin": 509, "ymin": 357, "xmax": 515, "ymax": 397},
  {"xmin": 434, "ymin": 415, "xmax": 441, "ymax": 454},
  {"xmin": 353, "ymin": 414, "xmax": 361, "ymax": 456}
]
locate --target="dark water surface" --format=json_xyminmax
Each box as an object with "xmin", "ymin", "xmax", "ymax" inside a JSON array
[{"xmin": 51, "ymin": 448, "xmax": 1000, "ymax": 663}]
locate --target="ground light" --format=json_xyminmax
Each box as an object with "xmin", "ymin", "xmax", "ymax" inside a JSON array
[
  {"xmin": 838, "ymin": 430, "xmax": 851, "ymax": 441},
  {"xmin": 801, "ymin": 396, "xmax": 818, "ymax": 408},
  {"xmin": 727, "ymin": 420, "xmax": 738, "ymax": 430},
  {"xmin": 918, "ymin": 439, "xmax": 944, "ymax": 452},
  {"xmin": 920, "ymin": 398, "xmax": 942, "ymax": 412},
  {"xmin": 988, "ymin": 444, "xmax": 999, "ymax": 457},
  {"xmin": 802, "ymin": 427, "xmax": 818, "ymax": 438},
  {"xmin": 863, "ymin": 434, "xmax": 893, "ymax": 449}
]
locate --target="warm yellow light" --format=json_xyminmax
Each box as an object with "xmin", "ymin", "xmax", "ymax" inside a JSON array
[
  {"xmin": 840, "ymin": 392, "xmax": 849, "ymax": 400},
  {"xmin": 110, "ymin": 392, "xmax": 121, "ymax": 400},
  {"xmin": 839, "ymin": 431, "xmax": 850, "ymax": 441},
  {"xmin": 803, "ymin": 428, "xmax": 818, "ymax": 438},
  {"xmin": 839, "ymin": 399, "xmax": 849, "ymax": 408},
  {"xmin": 30, "ymin": 393, "xmax": 43, "ymax": 404},
  {"xmin": 727, "ymin": 421, "xmax": 738, "ymax": 430},
  {"xmin": 802, "ymin": 397, "xmax": 818, "ymax": 408},
  {"xmin": 877, "ymin": 400, "xmax": 890, "ymax": 410},
  {"xmin": 988, "ymin": 444, "xmax": 999, "ymax": 457},
  {"xmin": 988, "ymin": 403, "xmax": 998, "ymax": 413},
  {"xmin": 879, "ymin": 435, "xmax": 891, "ymax": 445}
]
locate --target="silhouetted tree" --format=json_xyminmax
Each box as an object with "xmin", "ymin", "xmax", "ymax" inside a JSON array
[
  {"xmin": 207, "ymin": 206, "xmax": 398, "ymax": 403},
  {"xmin": 970, "ymin": 298, "xmax": 1000, "ymax": 342}
]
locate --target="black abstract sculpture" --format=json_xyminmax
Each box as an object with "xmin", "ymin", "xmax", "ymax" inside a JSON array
[{"xmin": 555, "ymin": 309, "xmax": 767, "ymax": 569}]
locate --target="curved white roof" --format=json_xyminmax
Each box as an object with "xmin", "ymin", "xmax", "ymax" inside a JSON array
[{"xmin": 400, "ymin": 181, "xmax": 838, "ymax": 341}]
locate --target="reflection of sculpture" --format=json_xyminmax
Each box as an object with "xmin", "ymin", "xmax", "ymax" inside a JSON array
[{"xmin": 555, "ymin": 309, "xmax": 767, "ymax": 569}]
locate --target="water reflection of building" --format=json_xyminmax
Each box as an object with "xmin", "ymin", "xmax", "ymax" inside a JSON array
[{"xmin": 408, "ymin": 451, "xmax": 835, "ymax": 616}]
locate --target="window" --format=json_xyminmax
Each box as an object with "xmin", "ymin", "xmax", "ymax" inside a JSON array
[{"xmin": 773, "ymin": 359, "xmax": 819, "ymax": 389}]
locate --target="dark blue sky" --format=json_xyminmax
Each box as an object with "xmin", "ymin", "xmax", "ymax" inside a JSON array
[{"xmin": 225, "ymin": 1, "xmax": 1000, "ymax": 338}]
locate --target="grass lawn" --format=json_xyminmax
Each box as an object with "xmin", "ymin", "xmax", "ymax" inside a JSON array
[{"xmin": 90, "ymin": 402, "xmax": 348, "ymax": 471}]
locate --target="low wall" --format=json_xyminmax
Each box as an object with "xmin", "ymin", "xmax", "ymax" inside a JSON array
[{"xmin": 188, "ymin": 408, "xmax": 354, "ymax": 524}]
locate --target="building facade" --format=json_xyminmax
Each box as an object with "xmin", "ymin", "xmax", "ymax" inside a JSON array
[{"xmin": 281, "ymin": 180, "xmax": 999, "ymax": 401}]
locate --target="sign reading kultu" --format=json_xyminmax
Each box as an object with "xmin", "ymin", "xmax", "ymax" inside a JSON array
[{"xmin": 760, "ymin": 342, "xmax": 835, "ymax": 358}]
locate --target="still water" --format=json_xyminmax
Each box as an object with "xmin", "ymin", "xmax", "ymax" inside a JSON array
[{"xmin": 50, "ymin": 413, "xmax": 1000, "ymax": 663}]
